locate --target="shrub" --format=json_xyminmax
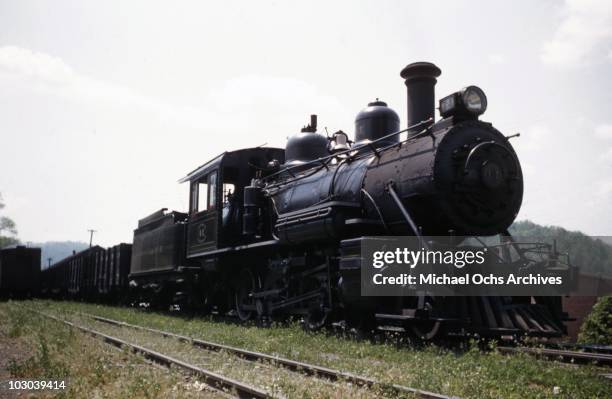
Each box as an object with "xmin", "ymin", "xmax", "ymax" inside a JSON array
[{"xmin": 578, "ymin": 295, "xmax": 612, "ymax": 345}]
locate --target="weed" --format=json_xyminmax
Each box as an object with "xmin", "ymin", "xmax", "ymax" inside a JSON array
[{"xmin": 6, "ymin": 333, "xmax": 69, "ymax": 378}]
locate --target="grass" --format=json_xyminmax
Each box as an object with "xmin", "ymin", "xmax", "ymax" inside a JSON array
[
  {"xmin": 6, "ymin": 300, "xmax": 612, "ymax": 398},
  {"xmin": 57, "ymin": 310, "xmax": 380, "ymax": 398},
  {"xmin": 0, "ymin": 302, "xmax": 226, "ymax": 398}
]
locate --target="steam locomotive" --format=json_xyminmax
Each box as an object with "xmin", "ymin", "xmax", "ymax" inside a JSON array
[{"xmin": 38, "ymin": 62, "xmax": 571, "ymax": 340}]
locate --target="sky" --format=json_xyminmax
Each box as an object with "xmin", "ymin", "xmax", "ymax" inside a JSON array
[{"xmin": 1, "ymin": 0, "xmax": 612, "ymax": 246}]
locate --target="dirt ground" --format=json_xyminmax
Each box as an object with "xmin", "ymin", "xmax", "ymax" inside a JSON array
[{"xmin": 0, "ymin": 329, "xmax": 36, "ymax": 398}]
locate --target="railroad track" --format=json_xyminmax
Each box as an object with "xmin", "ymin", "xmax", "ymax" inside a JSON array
[
  {"xmin": 25, "ymin": 307, "xmax": 459, "ymax": 399},
  {"xmin": 543, "ymin": 342, "xmax": 612, "ymax": 355},
  {"xmin": 29, "ymin": 309, "xmax": 269, "ymax": 398},
  {"xmin": 497, "ymin": 345, "xmax": 612, "ymax": 367}
]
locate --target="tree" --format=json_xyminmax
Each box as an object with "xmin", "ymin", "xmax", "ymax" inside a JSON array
[{"xmin": 0, "ymin": 193, "xmax": 19, "ymax": 248}]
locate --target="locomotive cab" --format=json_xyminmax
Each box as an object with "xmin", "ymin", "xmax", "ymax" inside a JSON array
[{"xmin": 179, "ymin": 147, "xmax": 285, "ymax": 258}]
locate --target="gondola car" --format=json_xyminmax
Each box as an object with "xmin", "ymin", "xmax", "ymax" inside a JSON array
[
  {"xmin": 0, "ymin": 246, "xmax": 41, "ymax": 299},
  {"xmin": 41, "ymin": 244, "xmax": 131, "ymax": 302}
]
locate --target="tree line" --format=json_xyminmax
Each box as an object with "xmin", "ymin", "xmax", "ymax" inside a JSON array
[{"xmin": 509, "ymin": 220, "xmax": 612, "ymax": 278}]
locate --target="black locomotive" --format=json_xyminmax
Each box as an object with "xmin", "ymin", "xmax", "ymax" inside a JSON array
[{"xmin": 38, "ymin": 61, "xmax": 571, "ymax": 340}]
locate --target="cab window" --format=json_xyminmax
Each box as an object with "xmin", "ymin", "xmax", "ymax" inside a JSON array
[
  {"xmin": 191, "ymin": 171, "xmax": 218, "ymax": 213},
  {"xmin": 197, "ymin": 181, "xmax": 208, "ymax": 211},
  {"xmin": 208, "ymin": 172, "xmax": 217, "ymax": 210},
  {"xmin": 223, "ymin": 183, "xmax": 235, "ymax": 205}
]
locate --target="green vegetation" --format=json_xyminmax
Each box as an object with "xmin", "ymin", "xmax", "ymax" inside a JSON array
[
  {"xmin": 510, "ymin": 220, "xmax": 612, "ymax": 278},
  {"xmin": 7, "ymin": 333, "xmax": 70, "ymax": 380},
  {"xmin": 0, "ymin": 192, "xmax": 19, "ymax": 248},
  {"xmin": 578, "ymin": 295, "xmax": 612, "ymax": 345},
  {"xmin": 0, "ymin": 302, "xmax": 225, "ymax": 398},
  {"xmin": 12, "ymin": 300, "xmax": 612, "ymax": 399}
]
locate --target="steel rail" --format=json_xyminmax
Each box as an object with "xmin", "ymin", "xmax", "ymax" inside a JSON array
[
  {"xmin": 543, "ymin": 342, "xmax": 612, "ymax": 355},
  {"xmin": 26, "ymin": 309, "xmax": 273, "ymax": 399},
  {"xmin": 85, "ymin": 312, "xmax": 458, "ymax": 399},
  {"xmin": 497, "ymin": 346, "xmax": 612, "ymax": 367}
]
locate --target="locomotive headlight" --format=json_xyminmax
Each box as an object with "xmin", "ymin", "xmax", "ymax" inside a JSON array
[
  {"xmin": 439, "ymin": 85, "xmax": 488, "ymax": 119},
  {"xmin": 462, "ymin": 86, "xmax": 487, "ymax": 115}
]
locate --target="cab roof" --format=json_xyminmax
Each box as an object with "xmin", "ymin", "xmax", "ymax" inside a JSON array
[{"xmin": 178, "ymin": 147, "xmax": 285, "ymax": 184}]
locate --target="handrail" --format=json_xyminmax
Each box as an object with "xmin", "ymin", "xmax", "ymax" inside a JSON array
[{"xmin": 262, "ymin": 118, "xmax": 434, "ymax": 183}]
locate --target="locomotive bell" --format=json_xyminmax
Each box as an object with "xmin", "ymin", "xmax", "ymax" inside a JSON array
[
  {"xmin": 330, "ymin": 130, "xmax": 350, "ymax": 153},
  {"xmin": 354, "ymin": 99, "xmax": 400, "ymax": 148}
]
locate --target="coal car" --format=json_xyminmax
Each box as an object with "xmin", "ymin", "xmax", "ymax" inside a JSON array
[
  {"xmin": 0, "ymin": 246, "xmax": 41, "ymax": 299},
  {"xmin": 41, "ymin": 244, "xmax": 131, "ymax": 302}
]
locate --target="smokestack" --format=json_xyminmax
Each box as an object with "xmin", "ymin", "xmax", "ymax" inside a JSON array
[{"xmin": 400, "ymin": 62, "xmax": 441, "ymax": 136}]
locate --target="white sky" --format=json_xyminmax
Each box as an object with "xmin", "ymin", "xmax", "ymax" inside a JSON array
[{"xmin": 1, "ymin": 0, "xmax": 612, "ymax": 246}]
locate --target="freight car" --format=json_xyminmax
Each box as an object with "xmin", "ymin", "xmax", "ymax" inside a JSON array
[
  {"xmin": 0, "ymin": 246, "xmax": 41, "ymax": 299},
  {"xmin": 41, "ymin": 243, "xmax": 131, "ymax": 303}
]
